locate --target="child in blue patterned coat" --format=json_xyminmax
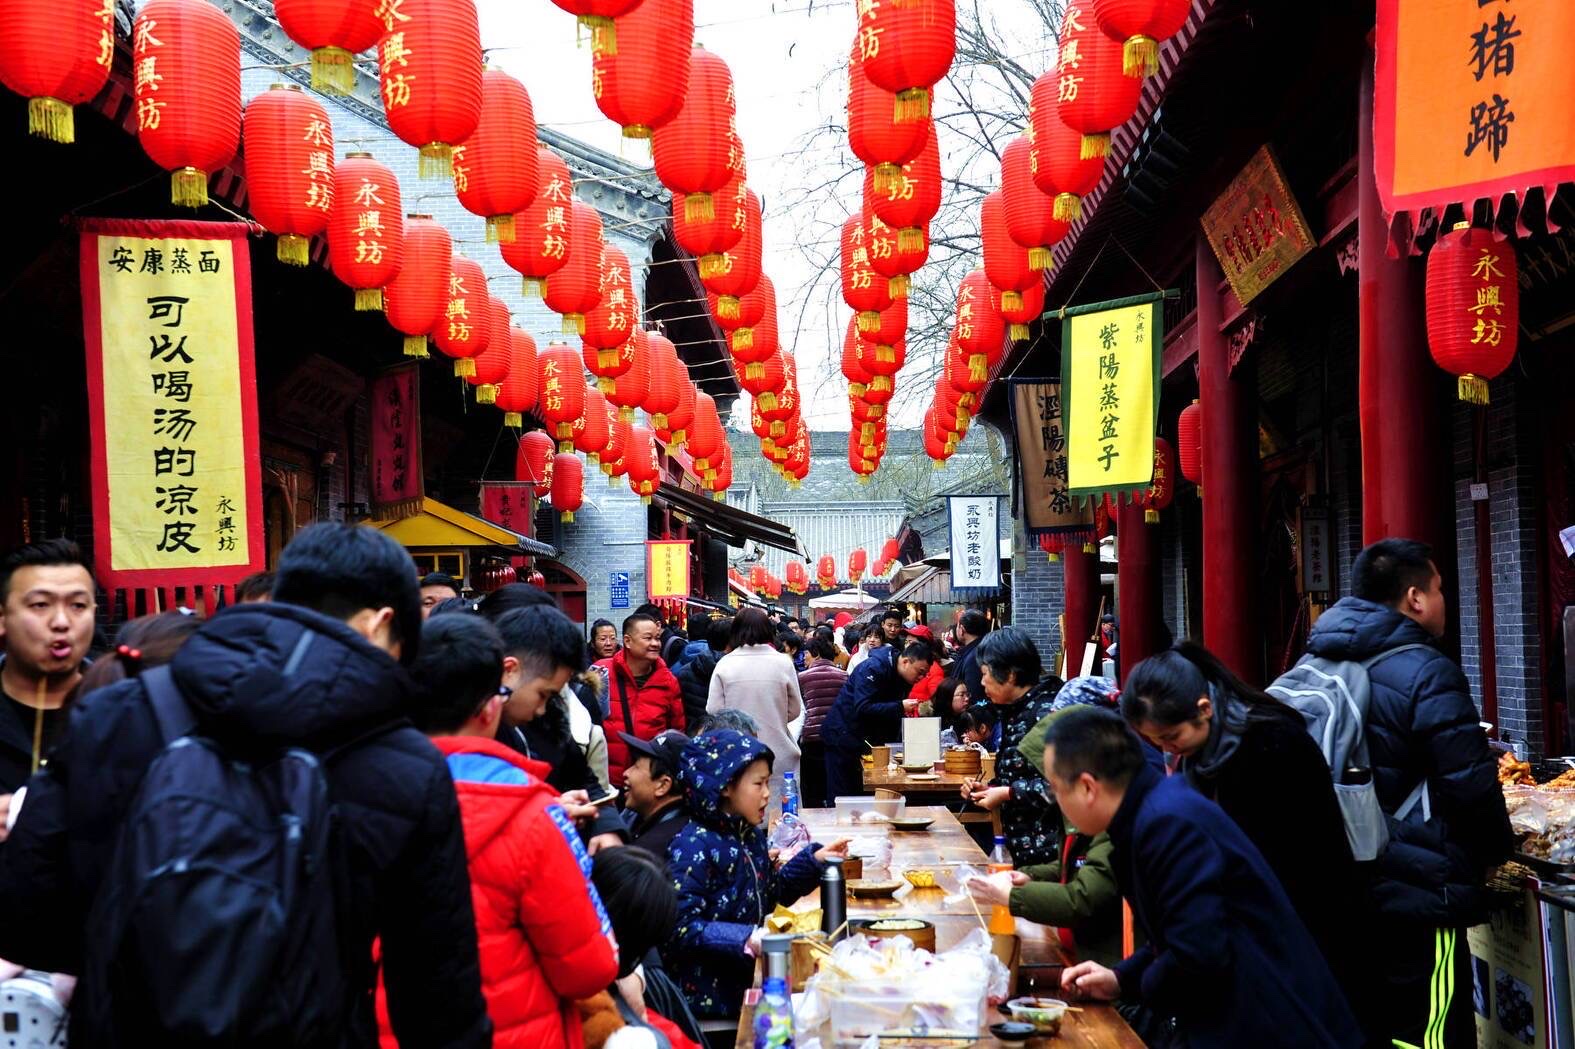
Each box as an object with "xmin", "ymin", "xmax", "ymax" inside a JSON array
[{"xmin": 661, "ymin": 730, "xmax": 848, "ymax": 1018}]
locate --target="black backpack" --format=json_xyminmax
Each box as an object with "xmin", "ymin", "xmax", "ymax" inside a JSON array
[{"xmin": 80, "ymin": 662, "xmax": 357, "ymax": 1046}]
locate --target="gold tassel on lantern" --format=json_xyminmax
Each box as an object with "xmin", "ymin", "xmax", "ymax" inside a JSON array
[
  {"xmin": 1083, "ymin": 541, "xmax": 1095, "ymax": 553},
  {"xmin": 562, "ymin": 313, "xmax": 587, "ymax": 336},
  {"xmin": 684, "ymin": 192, "xmax": 715, "ymax": 224},
  {"xmin": 580, "ymin": 15, "xmax": 617, "ymax": 56},
  {"xmin": 898, "ymin": 227, "xmax": 925, "ymax": 252},
  {"xmin": 876, "ymin": 343, "xmax": 895, "ymax": 364},
  {"xmin": 1080, "ymin": 133, "xmax": 1112, "ymax": 160},
  {"xmin": 624, "ymin": 123, "xmax": 653, "ymax": 140},
  {"xmin": 717, "ymin": 296, "xmax": 740, "ymax": 321},
  {"xmin": 1123, "ymin": 35, "xmax": 1160, "ymax": 78},
  {"xmin": 620, "ymin": 405, "xmax": 636, "ymax": 423},
  {"xmin": 556, "ymin": 423, "xmax": 574, "ymax": 451},
  {"xmin": 888, "ymin": 275, "xmax": 910, "ymax": 299},
  {"xmin": 171, "ymin": 167, "xmax": 209, "ymax": 207},
  {"xmin": 403, "ymin": 334, "xmax": 429, "ymax": 358},
  {"xmin": 477, "ymin": 384, "xmax": 499, "ymax": 405},
  {"xmin": 1145, "ymin": 508, "xmax": 1160, "ymax": 524},
  {"xmin": 277, "ymin": 234, "xmax": 310, "ymax": 267},
  {"xmin": 597, "ymin": 348, "xmax": 621, "ymax": 371},
  {"xmin": 759, "ymin": 391, "xmax": 778, "ymax": 413},
  {"xmin": 356, "ymin": 288, "xmax": 385, "ymax": 311},
  {"xmin": 1053, "ymin": 193, "xmax": 1082, "ymax": 222},
  {"xmin": 933, "ymin": 458, "xmax": 944, "ymax": 470},
  {"xmin": 1458, "ymin": 374, "xmax": 1491, "ymax": 405},
  {"xmin": 588, "ymin": 452, "xmax": 601, "ymax": 468},
  {"xmin": 454, "ymin": 358, "xmax": 477, "ymax": 378},
  {"xmin": 652, "ymin": 412, "xmax": 667, "ymax": 429},
  {"xmin": 28, "ymin": 97, "xmax": 74, "ymax": 144},
  {"xmin": 561, "ymin": 510, "xmax": 575, "ymax": 523},
  {"xmin": 1028, "ymin": 247, "xmax": 1054, "ymax": 272},
  {"xmin": 849, "ymin": 382, "xmax": 867, "ymax": 398},
  {"xmin": 419, "ymin": 143, "xmax": 454, "ymax": 179},
  {"xmin": 597, "ymin": 377, "xmax": 616, "ymax": 395},
  {"xmin": 745, "ymin": 362, "xmax": 764, "ymax": 381},
  {"xmin": 310, "ymin": 46, "xmax": 358, "ymax": 95},
  {"xmin": 733, "ymin": 327, "xmax": 755, "ymax": 351},
  {"xmin": 1001, "ymin": 290, "xmax": 1024, "ymax": 312},
  {"xmin": 699, "ymin": 253, "xmax": 726, "ymax": 280},
  {"xmin": 488, "ymin": 214, "xmax": 516, "ymax": 244},
  {"xmin": 1009, "ymin": 323, "xmax": 1030, "ymax": 342},
  {"xmin": 857, "ymin": 311, "xmax": 880, "ymax": 333},
  {"xmin": 671, "ymin": 428, "xmax": 687, "ymax": 446},
  {"xmin": 607, "ymin": 473, "xmax": 618, "ymax": 486},
  {"xmin": 969, "ymin": 353, "xmax": 988, "ymax": 383},
  {"xmin": 504, "ymin": 411, "xmax": 523, "ymax": 428},
  {"xmin": 872, "ymin": 162, "xmax": 900, "ymax": 194},
  {"xmin": 893, "ymin": 87, "xmax": 930, "ymax": 124},
  {"xmin": 522, "ymin": 277, "xmax": 545, "ymax": 298},
  {"xmin": 869, "ymin": 375, "xmax": 892, "ymax": 395}
]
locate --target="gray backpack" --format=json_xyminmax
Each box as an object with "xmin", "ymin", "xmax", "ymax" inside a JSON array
[{"xmin": 1267, "ymin": 645, "xmax": 1430, "ymax": 861}]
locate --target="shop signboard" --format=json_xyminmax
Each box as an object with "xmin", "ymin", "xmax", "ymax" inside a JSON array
[
  {"xmin": 371, "ymin": 363, "xmax": 423, "ymax": 520},
  {"xmin": 1469, "ymin": 884, "xmax": 1550, "ymax": 1049},
  {"xmin": 1060, "ymin": 294, "xmax": 1165, "ymax": 503},
  {"xmin": 1300, "ymin": 501, "xmax": 1332, "ymax": 597},
  {"xmin": 610, "ymin": 571, "xmax": 631, "ymax": 609},
  {"xmin": 1199, "ymin": 146, "xmax": 1314, "ymax": 306},
  {"xmin": 1008, "ymin": 379, "xmax": 1095, "ymax": 541},
  {"xmin": 647, "ymin": 540, "xmax": 691, "ymax": 600},
  {"xmin": 479, "ymin": 482, "xmax": 534, "ymax": 538},
  {"xmin": 948, "ymin": 495, "xmax": 1000, "ymax": 593}
]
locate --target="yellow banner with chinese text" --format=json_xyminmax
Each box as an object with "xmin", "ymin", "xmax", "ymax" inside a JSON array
[
  {"xmin": 1061, "ymin": 295, "xmax": 1164, "ymax": 501},
  {"xmin": 646, "ymin": 540, "xmax": 692, "ymax": 600}
]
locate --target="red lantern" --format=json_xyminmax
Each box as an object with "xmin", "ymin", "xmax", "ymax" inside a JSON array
[
  {"xmin": 1055, "ymin": 4, "xmax": 1142, "ymax": 161},
  {"xmin": 923, "ymin": 407, "xmax": 953, "ymax": 463},
  {"xmin": 867, "ymin": 213, "xmax": 927, "ymax": 300},
  {"xmin": 955, "ymin": 268, "xmax": 1006, "ymax": 384},
  {"xmin": 1140, "ymin": 437, "xmax": 1175, "ymax": 523},
  {"xmin": 329, "ymin": 153, "xmax": 406, "ymax": 311},
  {"xmin": 453, "ymin": 69, "xmax": 538, "ymax": 243},
  {"xmin": 274, "ymin": 0, "xmax": 382, "ymax": 94},
  {"xmin": 749, "ymin": 564, "xmax": 769, "ymax": 592},
  {"xmin": 466, "ymin": 299, "xmax": 513, "ymax": 401},
  {"xmin": 739, "ymin": 352, "xmax": 786, "ymax": 411},
  {"xmin": 674, "ymin": 177, "xmax": 744, "ymax": 280},
  {"xmin": 866, "ymin": 123, "xmax": 941, "ymax": 252},
  {"xmin": 494, "ymin": 327, "xmax": 539, "ymax": 428},
  {"xmin": 431, "ymin": 255, "xmax": 490, "ymax": 373},
  {"xmin": 1030, "ymin": 71, "xmax": 1106, "ymax": 221},
  {"xmin": 725, "ymin": 276, "xmax": 777, "ymax": 362},
  {"xmin": 700, "ymin": 186, "xmax": 762, "ymax": 321},
  {"xmin": 816, "ymin": 555, "xmax": 837, "ymax": 590},
  {"xmin": 1000, "ymin": 136, "xmax": 1069, "ymax": 271},
  {"xmin": 1425, "ymin": 223, "xmax": 1519, "ymax": 404},
  {"xmin": 708, "ymin": 283, "xmax": 765, "ymax": 337},
  {"xmin": 653, "ymin": 45, "xmax": 735, "ymax": 224},
  {"xmin": 517, "ymin": 429, "xmax": 556, "ymax": 492},
  {"xmin": 642, "ymin": 332, "xmax": 682, "ymax": 429},
  {"xmin": 1093, "ymin": 0, "xmax": 1191, "ymax": 78},
  {"xmin": 545, "ymin": 201, "xmax": 606, "ymax": 335},
  {"xmin": 503, "ymin": 147, "xmax": 574, "ymax": 297},
  {"xmin": 573, "ymin": 386, "xmax": 612, "ymax": 465},
  {"xmin": 857, "ymin": 0, "xmax": 955, "ymax": 123},
  {"xmin": 760, "ymin": 353, "xmax": 800, "ymax": 438},
  {"xmin": 626, "ymin": 425, "xmax": 660, "ymax": 501},
  {"xmin": 944, "ymin": 334, "xmax": 984, "ymax": 397},
  {"xmin": 583, "ymin": 245, "xmax": 637, "ymax": 374},
  {"xmin": 605, "ymin": 328, "xmax": 651, "ymax": 421},
  {"xmin": 842, "ymin": 318, "xmax": 875, "ymax": 399},
  {"xmin": 786, "ymin": 561, "xmax": 808, "ymax": 595},
  {"xmin": 879, "ymin": 537, "xmax": 901, "ymax": 573},
  {"xmin": 848, "ymin": 438, "xmax": 879, "ymax": 482},
  {"xmin": 549, "ymin": 0, "xmax": 645, "ymax": 55},
  {"xmin": 785, "ymin": 432, "xmax": 812, "ymax": 486},
  {"xmin": 1038, "ymin": 533, "xmax": 1067, "ymax": 563},
  {"xmin": 982, "ymin": 189, "xmax": 1039, "ymax": 313},
  {"xmin": 378, "ymin": 0, "xmax": 482, "ymax": 178},
  {"xmin": 538, "ymin": 344, "xmax": 588, "ymax": 450},
  {"xmin": 244, "ymin": 85, "xmax": 335, "ymax": 266},
  {"xmin": 133, "ymin": 0, "xmax": 242, "ymax": 207},
  {"xmin": 662, "ymin": 377, "xmax": 697, "ymax": 448},
  {"xmin": 1177, "ymin": 398, "xmax": 1202, "ymax": 486},
  {"xmin": 842, "ymin": 214, "xmax": 893, "ymax": 333},
  {"xmin": 1000, "ymin": 280, "xmax": 1046, "ymax": 343},
  {"xmin": 848, "ymin": 39, "xmax": 929, "ymax": 192},
  {"xmin": 686, "ymin": 391, "xmax": 725, "ymax": 475},
  {"xmin": 0, "ymin": 0, "xmax": 114, "ymax": 143},
  {"xmin": 592, "ymin": 0, "xmax": 692, "ymax": 138},
  {"xmin": 602, "ymin": 411, "xmax": 629, "ymax": 480},
  {"xmin": 382, "ymin": 213, "xmax": 448, "ymax": 357},
  {"xmin": 551, "ymin": 452, "xmax": 584, "ymax": 523}
]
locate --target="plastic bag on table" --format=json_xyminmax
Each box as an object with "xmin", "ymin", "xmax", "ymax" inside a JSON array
[
  {"xmin": 845, "ymin": 836, "xmax": 892, "ymax": 871},
  {"xmin": 943, "ymin": 863, "xmax": 987, "ymax": 906},
  {"xmin": 770, "ymin": 811, "xmax": 812, "ymax": 864}
]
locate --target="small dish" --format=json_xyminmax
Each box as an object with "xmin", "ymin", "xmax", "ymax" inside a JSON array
[
  {"xmin": 901, "ymin": 761, "xmax": 935, "ymax": 772},
  {"xmin": 1005, "ymin": 996, "xmax": 1068, "ymax": 1034},
  {"xmin": 900, "ymin": 868, "xmax": 936, "ymax": 887},
  {"xmin": 905, "ymin": 773, "xmax": 941, "ymax": 782},
  {"xmin": 988, "ymin": 1021, "xmax": 1037, "ymax": 1042},
  {"xmin": 845, "ymin": 878, "xmax": 903, "ymax": 898},
  {"xmin": 889, "ymin": 816, "xmax": 936, "ymax": 831}
]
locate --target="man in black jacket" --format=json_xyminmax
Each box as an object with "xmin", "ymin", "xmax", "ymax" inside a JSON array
[
  {"xmin": 954, "ymin": 609, "xmax": 989, "ymax": 704},
  {"xmin": 1305, "ymin": 537, "xmax": 1513, "ymax": 1049},
  {"xmin": 0, "ymin": 524, "xmax": 491, "ymax": 1049},
  {"xmin": 620, "ymin": 729, "xmax": 693, "ymax": 863}
]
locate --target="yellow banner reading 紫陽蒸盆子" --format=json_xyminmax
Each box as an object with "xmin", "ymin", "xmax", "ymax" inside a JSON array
[{"xmin": 1061, "ymin": 297, "xmax": 1163, "ymax": 501}]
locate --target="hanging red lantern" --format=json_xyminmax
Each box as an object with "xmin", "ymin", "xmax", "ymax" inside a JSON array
[
  {"xmin": 785, "ymin": 430, "xmax": 812, "ymax": 485},
  {"xmin": 274, "ymin": 0, "xmax": 382, "ymax": 95},
  {"xmin": 502, "ymin": 147, "xmax": 574, "ymax": 297},
  {"xmin": 1140, "ymin": 437, "xmax": 1175, "ymax": 523},
  {"xmin": 626, "ymin": 424, "xmax": 660, "ymax": 501},
  {"xmin": 642, "ymin": 332, "xmax": 682, "ymax": 429},
  {"xmin": 382, "ymin": 213, "xmax": 448, "ymax": 357},
  {"xmin": 244, "ymin": 85, "xmax": 335, "ymax": 266},
  {"xmin": 1055, "ymin": 4, "xmax": 1142, "ymax": 161},
  {"xmin": 662, "ymin": 377, "xmax": 697, "ymax": 448},
  {"xmin": 133, "ymin": 0, "xmax": 242, "ymax": 207},
  {"xmin": 760, "ymin": 353, "xmax": 800, "ymax": 438},
  {"xmin": 1030, "ymin": 72, "xmax": 1107, "ymax": 221},
  {"xmin": 328, "ymin": 153, "xmax": 406, "ymax": 311},
  {"xmin": 857, "ymin": 0, "xmax": 955, "ymax": 123},
  {"xmin": 866, "ymin": 122, "xmax": 942, "ymax": 253},
  {"xmin": 605, "ymin": 327, "xmax": 651, "ymax": 421},
  {"xmin": 726, "ymin": 276, "xmax": 778, "ymax": 366},
  {"xmin": 847, "ymin": 39, "xmax": 929, "ymax": 192},
  {"xmin": 1000, "ymin": 280, "xmax": 1047, "ymax": 343},
  {"xmin": 880, "ymin": 538, "xmax": 901, "ymax": 574},
  {"xmin": 842, "ymin": 318, "xmax": 875, "ymax": 399},
  {"xmin": 1177, "ymin": 398, "xmax": 1202, "ymax": 486},
  {"xmin": 377, "ymin": 0, "xmax": 483, "ymax": 178},
  {"xmin": 749, "ymin": 564, "xmax": 769, "ymax": 592},
  {"xmin": 847, "ymin": 548, "xmax": 869, "ymax": 583},
  {"xmin": 867, "ymin": 213, "xmax": 927, "ymax": 300},
  {"xmin": 739, "ymin": 352, "xmax": 786, "ymax": 411},
  {"xmin": 708, "ymin": 283, "xmax": 765, "ymax": 337},
  {"xmin": 786, "ymin": 561, "xmax": 808, "ymax": 595},
  {"xmin": 955, "ymin": 268, "xmax": 1006, "ymax": 384},
  {"xmin": 1000, "ymin": 136, "xmax": 1069, "ymax": 271},
  {"xmin": 700, "ymin": 186, "xmax": 763, "ymax": 321},
  {"xmin": 0, "ymin": 0, "xmax": 114, "ymax": 144},
  {"xmin": 551, "ymin": 452, "xmax": 584, "ymax": 523},
  {"xmin": 674, "ymin": 180, "xmax": 744, "ymax": 281},
  {"xmin": 923, "ymin": 407, "xmax": 953, "ymax": 463},
  {"xmin": 548, "ymin": 0, "xmax": 645, "ymax": 55},
  {"xmin": 538, "ymin": 344, "xmax": 588, "ymax": 451},
  {"xmin": 686, "ymin": 391, "xmax": 726, "ymax": 476},
  {"xmin": 591, "ymin": 0, "xmax": 691, "ymax": 138},
  {"xmin": 982, "ymin": 190, "xmax": 1039, "ymax": 313},
  {"xmin": 860, "ymin": 294, "xmax": 908, "ymax": 360},
  {"xmin": 848, "ymin": 438, "xmax": 879, "ymax": 482},
  {"xmin": 1093, "ymin": 0, "xmax": 1191, "ymax": 78},
  {"xmin": 602, "ymin": 411, "xmax": 629, "ymax": 480},
  {"xmin": 431, "ymin": 254, "xmax": 491, "ymax": 375},
  {"xmin": 842, "ymin": 213, "xmax": 893, "ymax": 333},
  {"xmin": 1038, "ymin": 533, "xmax": 1067, "ymax": 563},
  {"xmin": 583, "ymin": 245, "xmax": 637, "ymax": 376},
  {"xmin": 573, "ymin": 386, "xmax": 612, "ymax": 465},
  {"xmin": 453, "ymin": 69, "xmax": 538, "ymax": 243},
  {"xmin": 466, "ymin": 299, "xmax": 513, "ymax": 402},
  {"xmin": 653, "ymin": 45, "xmax": 735, "ymax": 223},
  {"xmin": 944, "ymin": 334, "xmax": 984, "ymax": 398},
  {"xmin": 494, "ymin": 327, "xmax": 539, "ymax": 428},
  {"xmin": 850, "ymin": 389, "xmax": 886, "ymax": 428},
  {"xmin": 545, "ymin": 201, "xmax": 606, "ymax": 335},
  {"xmin": 1425, "ymin": 223, "xmax": 1519, "ymax": 404},
  {"xmin": 517, "ymin": 429, "xmax": 556, "ymax": 493},
  {"xmin": 816, "ymin": 555, "xmax": 837, "ymax": 590},
  {"xmin": 857, "ymin": 333, "xmax": 905, "ymax": 403}
]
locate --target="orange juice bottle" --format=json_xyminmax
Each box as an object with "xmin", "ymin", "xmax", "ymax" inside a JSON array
[{"xmin": 987, "ymin": 835, "xmax": 1016, "ymax": 934}]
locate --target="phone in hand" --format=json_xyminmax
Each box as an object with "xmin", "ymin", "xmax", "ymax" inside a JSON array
[{"xmin": 589, "ymin": 788, "xmax": 620, "ymax": 807}]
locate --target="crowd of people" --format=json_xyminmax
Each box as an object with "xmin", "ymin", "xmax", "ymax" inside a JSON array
[{"xmin": 0, "ymin": 527, "xmax": 1514, "ymax": 1049}]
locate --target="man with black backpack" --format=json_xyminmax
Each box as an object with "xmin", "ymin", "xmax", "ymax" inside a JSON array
[
  {"xmin": 0, "ymin": 523, "xmax": 491, "ymax": 1048},
  {"xmin": 1302, "ymin": 537, "xmax": 1512, "ymax": 1049}
]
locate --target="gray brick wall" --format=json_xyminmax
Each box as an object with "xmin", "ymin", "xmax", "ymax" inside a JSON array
[
  {"xmin": 1011, "ymin": 516, "xmax": 1066, "ymax": 668},
  {"xmin": 538, "ymin": 476, "xmax": 653, "ymax": 629}
]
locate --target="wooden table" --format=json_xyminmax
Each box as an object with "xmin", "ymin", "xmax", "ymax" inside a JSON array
[{"xmin": 733, "ymin": 808, "xmax": 1143, "ymax": 1048}]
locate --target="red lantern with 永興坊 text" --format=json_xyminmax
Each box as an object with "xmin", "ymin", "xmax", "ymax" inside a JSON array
[
  {"xmin": 494, "ymin": 327, "xmax": 538, "ymax": 428},
  {"xmin": 517, "ymin": 429, "xmax": 556, "ymax": 492},
  {"xmin": 857, "ymin": 0, "xmax": 955, "ymax": 124},
  {"xmin": 739, "ymin": 352, "xmax": 785, "ymax": 412},
  {"xmin": 1000, "ymin": 279, "xmax": 1046, "ymax": 343},
  {"xmin": 848, "ymin": 38, "xmax": 929, "ymax": 193},
  {"xmin": 944, "ymin": 331, "xmax": 984, "ymax": 397},
  {"xmin": 381, "ymin": 213, "xmax": 446, "ymax": 356},
  {"xmin": 572, "ymin": 385, "xmax": 612, "ymax": 465},
  {"xmin": 133, "ymin": 0, "xmax": 242, "ymax": 207},
  {"xmin": 548, "ymin": 0, "xmax": 645, "ymax": 55},
  {"xmin": 602, "ymin": 410, "xmax": 629, "ymax": 480},
  {"xmin": 842, "ymin": 318, "xmax": 875, "ymax": 399},
  {"xmin": 453, "ymin": 69, "xmax": 538, "ymax": 243},
  {"xmin": 431, "ymin": 254, "xmax": 490, "ymax": 375},
  {"xmin": 538, "ymin": 343, "xmax": 587, "ymax": 451},
  {"xmin": 582, "ymin": 245, "xmax": 637, "ymax": 380},
  {"xmin": 653, "ymin": 45, "xmax": 735, "ymax": 223},
  {"xmin": 551, "ymin": 452, "xmax": 584, "ymax": 523},
  {"xmin": 749, "ymin": 564, "xmax": 769, "ymax": 593},
  {"xmin": 760, "ymin": 353, "xmax": 800, "ymax": 439},
  {"xmin": 686, "ymin": 391, "xmax": 726, "ymax": 476},
  {"xmin": 466, "ymin": 299, "xmax": 513, "ymax": 401},
  {"xmin": 502, "ymin": 147, "xmax": 574, "ymax": 297},
  {"xmin": 626, "ymin": 424, "xmax": 660, "ymax": 501},
  {"xmin": 377, "ymin": 0, "xmax": 483, "ymax": 178},
  {"xmin": 982, "ymin": 189, "xmax": 1039, "ymax": 313},
  {"xmin": 726, "ymin": 276, "xmax": 778, "ymax": 367},
  {"xmin": 328, "ymin": 153, "xmax": 405, "ymax": 311},
  {"xmin": 244, "ymin": 85, "xmax": 335, "ymax": 266},
  {"xmin": 674, "ymin": 179, "xmax": 744, "ymax": 281},
  {"xmin": 1055, "ymin": 2, "xmax": 1142, "ymax": 161},
  {"xmin": 1093, "ymin": 0, "xmax": 1191, "ymax": 78},
  {"xmin": 545, "ymin": 201, "xmax": 606, "ymax": 335},
  {"xmin": 866, "ymin": 212, "xmax": 926, "ymax": 301},
  {"xmin": 641, "ymin": 332, "xmax": 682, "ymax": 429},
  {"xmin": 275, "ymin": 0, "xmax": 383, "ymax": 94},
  {"xmin": 0, "ymin": 0, "xmax": 114, "ymax": 144},
  {"xmin": 1030, "ymin": 71, "xmax": 1107, "ymax": 221},
  {"xmin": 605, "ymin": 327, "xmax": 650, "ymax": 421},
  {"xmin": 591, "ymin": 0, "xmax": 691, "ymax": 138},
  {"xmin": 867, "ymin": 122, "xmax": 941, "ymax": 254},
  {"xmin": 842, "ymin": 213, "xmax": 892, "ymax": 334},
  {"xmin": 701, "ymin": 186, "xmax": 762, "ymax": 322},
  {"xmin": 1177, "ymin": 398, "xmax": 1202, "ymax": 486},
  {"xmin": 1425, "ymin": 223, "xmax": 1519, "ymax": 404},
  {"xmin": 1000, "ymin": 135, "xmax": 1068, "ymax": 271},
  {"xmin": 954, "ymin": 268, "xmax": 1006, "ymax": 384}
]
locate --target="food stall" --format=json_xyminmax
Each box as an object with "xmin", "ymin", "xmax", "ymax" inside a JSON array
[{"xmin": 370, "ymin": 496, "xmax": 555, "ymax": 587}]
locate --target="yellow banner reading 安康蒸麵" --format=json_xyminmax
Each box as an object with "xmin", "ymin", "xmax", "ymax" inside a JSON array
[{"xmin": 1061, "ymin": 297, "xmax": 1163, "ymax": 501}]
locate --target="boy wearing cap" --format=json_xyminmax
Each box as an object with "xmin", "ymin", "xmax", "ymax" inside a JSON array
[{"xmin": 620, "ymin": 729, "xmax": 693, "ymax": 861}]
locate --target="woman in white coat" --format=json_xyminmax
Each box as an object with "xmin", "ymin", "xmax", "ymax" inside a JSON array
[{"xmin": 706, "ymin": 606, "xmax": 804, "ymax": 804}]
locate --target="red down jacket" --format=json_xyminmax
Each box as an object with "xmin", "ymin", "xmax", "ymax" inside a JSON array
[
  {"xmin": 597, "ymin": 649, "xmax": 685, "ymax": 787},
  {"xmin": 377, "ymin": 736, "xmax": 619, "ymax": 1049}
]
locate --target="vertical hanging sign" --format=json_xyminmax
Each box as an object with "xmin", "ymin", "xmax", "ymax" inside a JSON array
[
  {"xmin": 949, "ymin": 495, "xmax": 1001, "ymax": 592},
  {"xmin": 371, "ymin": 363, "xmax": 423, "ymax": 519},
  {"xmin": 479, "ymin": 482, "xmax": 535, "ymax": 537},
  {"xmin": 1060, "ymin": 293, "xmax": 1165, "ymax": 503},
  {"xmin": 647, "ymin": 539, "xmax": 692, "ymax": 599},
  {"xmin": 79, "ymin": 218, "xmax": 263, "ymax": 593}
]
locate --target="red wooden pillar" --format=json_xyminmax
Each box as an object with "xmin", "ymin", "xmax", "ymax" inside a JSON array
[
  {"xmin": 1062, "ymin": 544, "xmax": 1102, "ymax": 671},
  {"xmin": 1196, "ymin": 239, "xmax": 1264, "ymax": 684},
  {"xmin": 1117, "ymin": 501, "xmax": 1163, "ymax": 682}
]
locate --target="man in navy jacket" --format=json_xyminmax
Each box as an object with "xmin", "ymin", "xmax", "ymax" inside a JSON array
[
  {"xmin": 1049, "ymin": 707, "xmax": 1362, "ymax": 1049},
  {"xmin": 819, "ymin": 642, "xmax": 932, "ymax": 799}
]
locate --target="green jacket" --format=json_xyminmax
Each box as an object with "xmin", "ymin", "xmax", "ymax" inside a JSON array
[{"xmin": 1006, "ymin": 710, "xmax": 1127, "ymax": 968}]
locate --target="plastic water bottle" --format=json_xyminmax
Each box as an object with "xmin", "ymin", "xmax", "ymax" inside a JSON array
[
  {"xmin": 781, "ymin": 771, "xmax": 801, "ymax": 816},
  {"xmin": 754, "ymin": 933, "xmax": 796, "ymax": 1048},
  {"xmin": 987, "ymin": 835, "xmax": 1016, "ymax": 935}
]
